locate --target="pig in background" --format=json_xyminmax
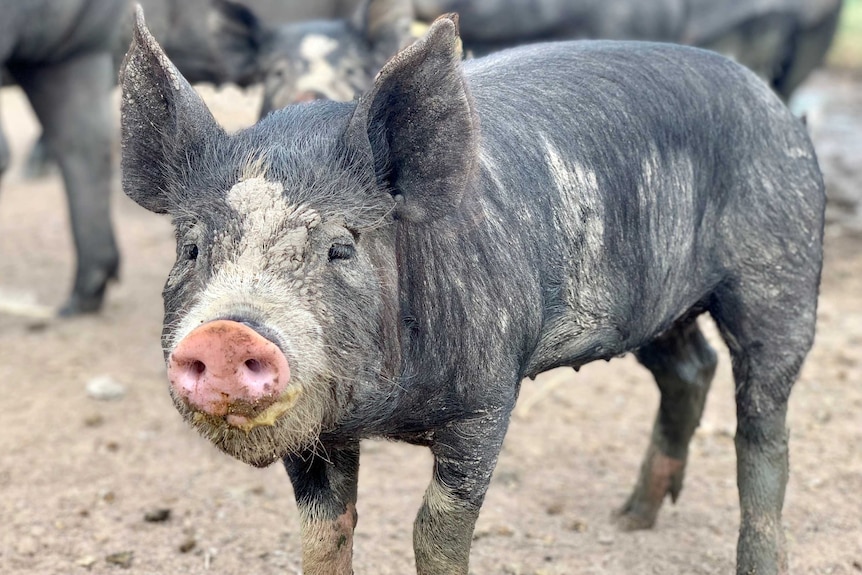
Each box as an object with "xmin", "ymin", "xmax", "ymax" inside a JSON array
[
  {"xmin": 20, "ymin": 0, "xmax": 365, "ymax": 177},
  {"xmin": 121, "ymin": 5, "xmax": 824, "ymax": 574},
  {"xmin": 111, "ymin": 0, "xmax": 363, "ymax": 87},
  {"xmin": 0, "ymin": 0, "xmax": 362, "ymax": 315},
  {"xmin": 213, "ymin": 0, "xmax": 415, "ymax": 115},
  {"xmin": 0, "ymin": 0, "xmax": 126, "ymax": 315},
  {"xmin": 212, "ymin": 0, "xmax": 843, "ymax": 113}
]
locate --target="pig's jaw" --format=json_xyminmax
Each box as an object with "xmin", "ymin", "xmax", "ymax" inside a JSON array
[{"xmin": 173, "ymin": 379, "xmax": 331, "ymax": 467}]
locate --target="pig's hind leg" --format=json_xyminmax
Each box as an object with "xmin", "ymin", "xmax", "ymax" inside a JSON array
[
  {"xmin": 708, "ymin": 271, "xmax": 818, "ymax": 575},
  {"xmin": 614, "ymin": 319, "xmax": 717, "ymax": 531}
]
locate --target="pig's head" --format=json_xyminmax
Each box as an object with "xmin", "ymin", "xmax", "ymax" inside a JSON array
[
  {"xmin": 121, "ymin": 6, "xmax": 477, "ymax": 466},
  {"xmin": 211, "ymin": 0, "xmax": 415, "ymax": 116}
]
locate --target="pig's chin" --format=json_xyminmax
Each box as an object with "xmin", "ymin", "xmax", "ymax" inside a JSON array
[{"xmin": 171, "ymin": 389, "xmax": 329, "ymax": 468}]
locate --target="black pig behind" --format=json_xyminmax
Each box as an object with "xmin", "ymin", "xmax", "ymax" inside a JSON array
[{"xmin": 121, "ymin": 7, "xmax": 824, "ymax": 575}]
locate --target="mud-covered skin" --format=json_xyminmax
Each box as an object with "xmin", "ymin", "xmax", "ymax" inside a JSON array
[
  {"xmin": 0, "ymin": 0, "xmax": 123, "ymax": 315},
  {"xmin": 615, "ymin": 320, "xmax": 717, "ymax": 530},
  {"xmin": 122, "ymin": 10, "xmax": 824, "ymax": 575},
  {"xmin": 222, "ymin": 0, "xmax": 841, "ymax": 111},
  {"xmin": 285, "ymin": 444, "xmax": 360, "ymax": 575}
]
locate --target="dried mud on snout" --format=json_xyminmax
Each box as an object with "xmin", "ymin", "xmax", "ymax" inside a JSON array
[{"xmin": 0, "ymin": 75, "xmax": 861, "ymax": 574}]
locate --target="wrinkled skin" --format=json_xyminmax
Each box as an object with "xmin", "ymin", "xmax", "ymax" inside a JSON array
[
  {"xmin": 218, "ymin": 0, "xmax": 842, "ymax": 114},
  {"xmin": 122, "ymin": 9, "xmax": 824, "ymax": 575},
  {"xmin": 0, "ymin": 0, "xmax": 123, "ymax": 315}
]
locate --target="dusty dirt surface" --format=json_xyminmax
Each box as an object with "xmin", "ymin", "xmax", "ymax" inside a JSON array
[{"xmin": 1, "ymin": 69, "xmax": 861, "ymax": 575}]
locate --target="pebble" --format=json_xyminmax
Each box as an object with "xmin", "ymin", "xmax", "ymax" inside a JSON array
[
  {"xmin": 16, "ymin": 536, "xmax": 37, "ymax": 556},
  {"xmin": 144, "ymin": 508, "xmax": 172, "ymax": 523},
  {"xmin": 76, "ymin": 555, "xmax": 97, "ymax": 568},
  {"xmin": 597, "ymin": 532, "xmax": 615, "ymax": 545},
  {"xmin": 105, "ymin": 551, "xmax": 134, "ymax": 568},
  {"xmin": 85, "ymin": 376, "xmax": 126, "ymax": 401}
]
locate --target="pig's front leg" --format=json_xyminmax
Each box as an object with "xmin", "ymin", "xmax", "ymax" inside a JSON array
[
  {"xmin": 414, "ymin": 411, "xmax": 512, "ymax": 575},
  {"xmin": 283, "ymin": 443, "xmax": 360, "ymax": 575}
]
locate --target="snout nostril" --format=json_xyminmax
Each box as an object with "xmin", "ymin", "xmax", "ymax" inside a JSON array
[
  {"xmin": 169, "ymin": 320, "xmax": 291, "ymax": 416},
  {"xmin": 244, "ymin": 358, "xmax": 263, "ymax": 373},
  {"xmin": 190, "ymin": 360, "xmax": 206, "ymax": 376}
]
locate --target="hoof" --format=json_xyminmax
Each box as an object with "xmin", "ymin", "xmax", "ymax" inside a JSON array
[
  {"xmin": 58, "ymin": 293, "xmax": 105, "ymax": 316},
  {"xmin": 57, "ymin": 262, "xmax": 120, "ymax": 317},
  {"xmin": 614, "ymin": 449, "xmax": 686, "ymax": 532},
  {"xmin": 612, "ymin": 504, "xmax": 658, "ymax": 532}
]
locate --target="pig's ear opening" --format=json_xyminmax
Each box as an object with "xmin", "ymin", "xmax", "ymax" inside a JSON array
[
  {"xmin": 209, "ymin": 0, "xmax": 271, "ymax": 86},
  {"xmin": 346, "ymin": 14, "xmax": 478, "ymax": 223},
  {"xmin": 349, "ymin": 0, "xmax": 416, "ymax": 70},
  {"xmin": 120, "ymin": 4, "xmax": 222, "ymax": 214}
]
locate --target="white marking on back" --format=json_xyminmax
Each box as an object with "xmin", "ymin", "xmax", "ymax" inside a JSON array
[{"xmin": 543, "ymin": 136, "xmax": 606, "ymax": 307}]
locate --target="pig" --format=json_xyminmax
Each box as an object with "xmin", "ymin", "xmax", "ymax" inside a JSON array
[
  {"xmin": 215, "ymin": 0, "xmax": 842, "ymax": 114},
  {"xmin": 682, "ymin": 0, "xmax": 843, "ymax": 100},
  {"xmin": 121, "ymin": 6, "xmax": 825, "ymax": 574},
  {"xmin": 115, "ymin": 0, "xmax": 364, "ymax": 87},
  {"xmin": 2, "ymin": 0, "xmax": 365, "ymax": 315},
  {"xmin": 0, "ymin": 0, "xmax": 125, "ymax": 315},
  {"xmin": 212, "ymin": 0, "xmax": 415, "ymax": 116},
  {"xmin": 21, "ymin": 0, "xmax": 364, "ymax": 178}
]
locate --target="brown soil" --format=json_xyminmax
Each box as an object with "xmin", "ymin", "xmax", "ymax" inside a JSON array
[{"xmin": 1, "ymin": 71, "xmax": 860, "ymax": 575}]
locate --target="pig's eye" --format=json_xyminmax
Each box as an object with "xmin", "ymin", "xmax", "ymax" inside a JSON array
[
  {"xmin": 328, "ymin": 242, "xmax": 355, "ymax": 262},
  {"xmin": 182, "ymin": 244, "xmax": 199, "ymax": 261}
]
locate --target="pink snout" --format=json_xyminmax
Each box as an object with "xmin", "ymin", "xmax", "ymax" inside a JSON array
[{"xmin": 167, "ymin": 320, "xmax": 290, "ymax": 420}]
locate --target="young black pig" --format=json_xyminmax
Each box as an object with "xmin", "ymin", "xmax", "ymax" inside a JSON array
[{"xmin": 120, "ymin": 6, "xmax": 824, "ymax": 574}]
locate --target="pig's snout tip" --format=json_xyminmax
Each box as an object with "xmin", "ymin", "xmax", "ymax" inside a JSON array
[{"xmin": 167, "ymin": 320, "xmax": 290, "ymax": 420}]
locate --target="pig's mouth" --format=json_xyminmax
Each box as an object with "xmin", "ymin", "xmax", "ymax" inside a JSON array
[
  {"xmin": 171, "ymin": 380, "xmax": 331, "ymax": 468},
  {"xmin": 190, "ymin": 386, "xmax": 302, "ymax": 432}
]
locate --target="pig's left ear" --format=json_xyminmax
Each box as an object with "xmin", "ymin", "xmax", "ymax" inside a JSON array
[
  {"xmin": 120, "ymin": 5, "xmax": 223, "ymax": 214},
  {"xmin": 347, "ymin": 14, "xmax": 478, "ymax": 223}
]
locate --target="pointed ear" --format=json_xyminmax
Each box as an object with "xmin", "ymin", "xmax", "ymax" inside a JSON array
[
  {"xmin": 120, "ymin": 4, "xmax": 223, "ymax": 214},
  {"xmin": 350, "ymin": 0, "xmax": 415, "ymax": 70},
  {"xmin": 208, "ymin": 0, "xmax": 271, "ymax": 86},
  {"xmin": 347, "ymin": 15, "xmax": 478, "ymax": 223}
]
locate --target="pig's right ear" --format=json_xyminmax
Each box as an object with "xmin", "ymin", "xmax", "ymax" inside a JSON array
[
  {"xmin": 346, "ymin": 14, "xmax": 478, "ymax": 223},
  {"xmin": 120, "ymin": 5, "xmax": 223, "ymax": 214}
]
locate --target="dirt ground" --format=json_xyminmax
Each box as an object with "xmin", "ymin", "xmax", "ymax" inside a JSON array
[{"xmin": 1, "ymin": 68, "xmax": 861, "ymax": 575}]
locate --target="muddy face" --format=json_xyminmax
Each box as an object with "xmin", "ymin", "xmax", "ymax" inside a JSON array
[
  {"xmin": 158, "ymin": 139, "xmax": 395, "ymax": 466},
  {"xmin": 121, "ymin": 5, "xmax": 438, "ymax": 468}
]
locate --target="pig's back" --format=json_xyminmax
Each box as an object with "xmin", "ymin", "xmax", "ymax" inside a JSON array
[{"xmin": 460, "ymin": 40, "xmax": 824, "ymax": 369}]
